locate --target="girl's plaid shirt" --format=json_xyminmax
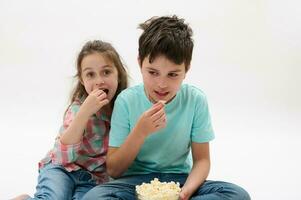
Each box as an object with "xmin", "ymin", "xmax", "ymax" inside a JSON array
[{"xmin": 39, "ymin": 98, "xmax": 110, "ymax": 184}]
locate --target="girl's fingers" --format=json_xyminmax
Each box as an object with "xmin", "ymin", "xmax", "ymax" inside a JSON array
[
  {"xmin": 95, "ymin": 89, "xmax": 105, "ymax": 96},
  {"xmin": 98, "ymin": 99, "xmax": 109, "ymax": 107},
  {"xmin": 97, "ymin": 92, "xmax": 107, "ymax": 101}
]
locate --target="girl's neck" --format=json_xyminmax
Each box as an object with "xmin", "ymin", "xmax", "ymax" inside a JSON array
[{"xmin": 101, "ymin": 104, "xmax": 112, "ymax": 117}]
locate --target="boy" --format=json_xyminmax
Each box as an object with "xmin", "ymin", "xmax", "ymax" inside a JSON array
[{"xmin": 83, "ymin": 15, "xmax": 250, "ymax": 200}]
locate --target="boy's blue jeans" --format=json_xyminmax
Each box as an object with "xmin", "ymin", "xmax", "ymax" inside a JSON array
[
  {"xmin": 26, "ymin": 163, "xmax": 97, "ymax": 200},
  {"xmin": 82, "ymin": 173, "xmax": 250, "ymax": 200}
]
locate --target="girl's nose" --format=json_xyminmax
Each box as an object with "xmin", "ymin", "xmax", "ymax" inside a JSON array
[{"xmin": 96, "ymin": 77, "xmax": 105, "ymax": 86}]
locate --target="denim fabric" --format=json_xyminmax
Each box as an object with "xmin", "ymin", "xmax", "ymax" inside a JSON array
[
  {"xmin": 82, "ymin": 173, "xmax": 250, "ymax": 200},
  {"xmin": 26, "ymin": 163, "xmax": 97, "ymax": 200}
]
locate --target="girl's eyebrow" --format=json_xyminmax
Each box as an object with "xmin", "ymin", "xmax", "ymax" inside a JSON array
[{"xmin": 82, "ymin": 65, "xmax": 112, "ymax": 72}]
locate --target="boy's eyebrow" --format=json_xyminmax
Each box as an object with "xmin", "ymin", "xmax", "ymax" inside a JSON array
[
  {"xmin": 145, "ymin": 67, "xmax": 158, "ymax": 71},
  {"xmin": 169, "ymin": 69, "xmax": 182, "ymax": 73},
  {"xmin": 146, "ymin": 67, "xmax": 182, "ymax": 73}
]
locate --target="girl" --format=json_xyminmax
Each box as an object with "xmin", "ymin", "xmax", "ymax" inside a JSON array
[{"xmin": 12, "ymin": 40, "xmax": 128, "ymax": 200}]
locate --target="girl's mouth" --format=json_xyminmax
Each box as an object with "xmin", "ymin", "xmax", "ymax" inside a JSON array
[{"xmin": 100, "ymin": 88, "xmax": 109, "ymax": 94}]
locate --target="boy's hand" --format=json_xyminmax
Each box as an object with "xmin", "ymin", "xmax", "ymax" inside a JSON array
[
  {"xmin": 179, "ymin": 187, "xmax": 193, "ymax": 200},
  {"xmin": 136, "ymin": 101, "xmax": 166, "ymax": 137},
  {"xmin": 80, "ymin": 88, "xmax": 109, "ymax": 117}
]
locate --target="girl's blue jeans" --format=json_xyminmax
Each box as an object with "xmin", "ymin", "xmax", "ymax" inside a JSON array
[
  {"xmin": 82, "ymin": 173, "xmax": 250, "ymax": 200},
  {"xmin": 26, "ymin": 163, "xmax": 97, "ymax": 200}
]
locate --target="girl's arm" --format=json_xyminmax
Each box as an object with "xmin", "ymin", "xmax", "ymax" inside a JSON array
[
  {"xmin": 179, "ymin": 142, "xmax": 211, "ymax": 200},
  {"xmin": 106, "ymin": 102, "xmax": 166, "ymax": 178},
  {"xmin": 60, "ymin": 89, "xmax": 109, "ymax": 145},
  {"xmin": 51, "ymin": 89, "xmax": 108, "ymax": 165},
  {"xmin": 59, "ymin": 107, "xmax": 91, "ymax": 145}
]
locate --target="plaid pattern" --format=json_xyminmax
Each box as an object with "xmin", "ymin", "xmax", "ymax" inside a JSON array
[{"xmin": 39, "ymin": 98, "xmax": 110, "ymax": 184}]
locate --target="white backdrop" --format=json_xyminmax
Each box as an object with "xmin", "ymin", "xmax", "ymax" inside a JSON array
[{"xmin": 1, "ymin": 0, "xmax": 300, "ymax": 199}]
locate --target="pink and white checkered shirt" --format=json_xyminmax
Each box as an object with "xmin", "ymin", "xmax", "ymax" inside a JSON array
[{"xmin": 39, "ymin": 98, "xmax": 110, "ymax": 184}]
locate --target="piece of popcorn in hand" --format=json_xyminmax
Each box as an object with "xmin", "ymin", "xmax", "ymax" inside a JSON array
[{"xmin": 158, "ymin": 100, "xmax": 166, "ymax": 105}]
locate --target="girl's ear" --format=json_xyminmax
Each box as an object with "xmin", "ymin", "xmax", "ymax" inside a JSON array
[{"xmin": 79, "ymin": 76, "xmax": 84, "ymax": 85}]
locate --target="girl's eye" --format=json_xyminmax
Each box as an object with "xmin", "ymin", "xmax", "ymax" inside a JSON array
[
  {"xmin": 103, "ymin": 70, "xmax": 112, "ymax": 76},
  {"xmin": 86, "ymin": 72, "xmax": 94, "ymax": 78}
]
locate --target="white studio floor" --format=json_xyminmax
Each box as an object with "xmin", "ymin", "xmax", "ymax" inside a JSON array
[{"xmin": 1, "ymin": 117, "xmax": 300, "ymax": 199}]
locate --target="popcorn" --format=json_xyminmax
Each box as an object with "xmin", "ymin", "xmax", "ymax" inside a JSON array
[
  {"xmin": 158, "ymin": 100, "xmax": 166, "ymax": 105},
  {"xmin": 136, "ymin": 178, "xmax": 181, "ymax": 200}
]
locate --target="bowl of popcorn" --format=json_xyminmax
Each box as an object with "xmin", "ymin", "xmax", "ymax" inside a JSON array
[{"xmin": 136, "ymin": 178, "xmax": 181, "ymax": 200}]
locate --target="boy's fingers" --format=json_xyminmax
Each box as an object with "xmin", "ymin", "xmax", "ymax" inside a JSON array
[
  {"xmin": 147, "ymin": 103, "xmax": 164, "ymax": 116},
  {"xmin": 152, "ymin": 109, "xmax": 165, "ymax": 123}
]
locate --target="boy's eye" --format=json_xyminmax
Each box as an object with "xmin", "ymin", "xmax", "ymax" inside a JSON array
[
  {"xmin": 149, "ymin": 71, "xmax": 158, "ymax": 76},
  {"xmin": 168, "ymin": 73, "xmax": 178, "ymax": 78}
]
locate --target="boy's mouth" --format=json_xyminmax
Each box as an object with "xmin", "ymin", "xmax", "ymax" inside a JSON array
[{"xmin": 155, "ymin": 91, "xmax": 169, "ymax": 97}]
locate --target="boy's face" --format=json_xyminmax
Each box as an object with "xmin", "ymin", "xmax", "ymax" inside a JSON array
[{"xmin": 140, "ymin": 55, "xmax": 186, "ymax": 103}]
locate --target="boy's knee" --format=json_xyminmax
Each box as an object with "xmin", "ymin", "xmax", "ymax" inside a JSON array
[{"xmin": 231, "ymin": 184, "xmax": 251, "ymax": 200}]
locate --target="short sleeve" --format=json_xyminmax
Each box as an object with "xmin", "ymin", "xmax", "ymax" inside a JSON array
[
  {"xmin": 51, "ymin": 102, "xmax": 82, "ymax": 165},
  {"xmin": 59, "ymin": 103, "xmax": 81, "ymax": 134},
  {"xmin": 191, "ymin": 94, "xmax": 215, "ymax": 143},
  {"xmin": 109, "ymin": 95, "xmax": 130, "ymax": 147}
]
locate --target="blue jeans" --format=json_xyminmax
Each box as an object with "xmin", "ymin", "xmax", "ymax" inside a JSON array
[
  {"xmin": 82, "ymin": 173, "xmax": 250, "ymax": 200},
  {"xmin": 26, "ymin": 163, "xmax": 97, "ymax": 200}
]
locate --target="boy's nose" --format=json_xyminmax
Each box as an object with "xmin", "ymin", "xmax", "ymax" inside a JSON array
[{"xmin": 157, "ymin": 79, "xmax": 167, "ymax": 89}]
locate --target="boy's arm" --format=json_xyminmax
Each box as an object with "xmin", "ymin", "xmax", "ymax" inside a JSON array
[
  {"xmin": 106, "ymin": 124, "xmax": 147, "ymax": 178},
  {"xmin": 107, "ymin": 102, "xmax": 166, "ymax": 178},
  {"xmin": 180, "ymin": 142, "xmax": 211, "ymax": 200}
]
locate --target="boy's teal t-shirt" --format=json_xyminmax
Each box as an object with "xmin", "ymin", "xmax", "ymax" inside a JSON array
[{"xmin": 109, "ymin": 84, "xmax": 215, "ymax": 176}]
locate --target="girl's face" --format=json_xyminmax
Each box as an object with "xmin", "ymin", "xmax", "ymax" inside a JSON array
[
  {"xmin": 80, "ymin": 52, "xmax": 119, "ymax": 102},
  {"xmin": 140, "ymin": 55, "xmax": 186, "ymax": 103}
]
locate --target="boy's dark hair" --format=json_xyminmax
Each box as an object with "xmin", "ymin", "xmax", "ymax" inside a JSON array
[{"xmin": 138, "ymin": 15, "xmax": 193, "ymax": 72}]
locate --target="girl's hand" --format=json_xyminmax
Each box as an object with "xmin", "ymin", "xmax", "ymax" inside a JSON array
[
  {"xmin": 80, "ymin": 88, "xmax": 109, "ymax": 117},
  {"xmin": 136, "ymin": 101, "xmax": 166, "ymax": 137}
]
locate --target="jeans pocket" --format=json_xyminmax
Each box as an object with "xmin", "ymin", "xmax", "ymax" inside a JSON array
[{"xmin": 76, "ymin": 170, "xmax": 96, "ymax": 184}]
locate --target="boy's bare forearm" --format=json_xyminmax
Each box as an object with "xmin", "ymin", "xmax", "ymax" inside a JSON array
[
  {"xmin": 106, "ymin": 126, "xmax": 147, "ymax": 178},
  {"xmin": 180, "ymin": 159, "xmax": 210, "ymax": 200}
]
